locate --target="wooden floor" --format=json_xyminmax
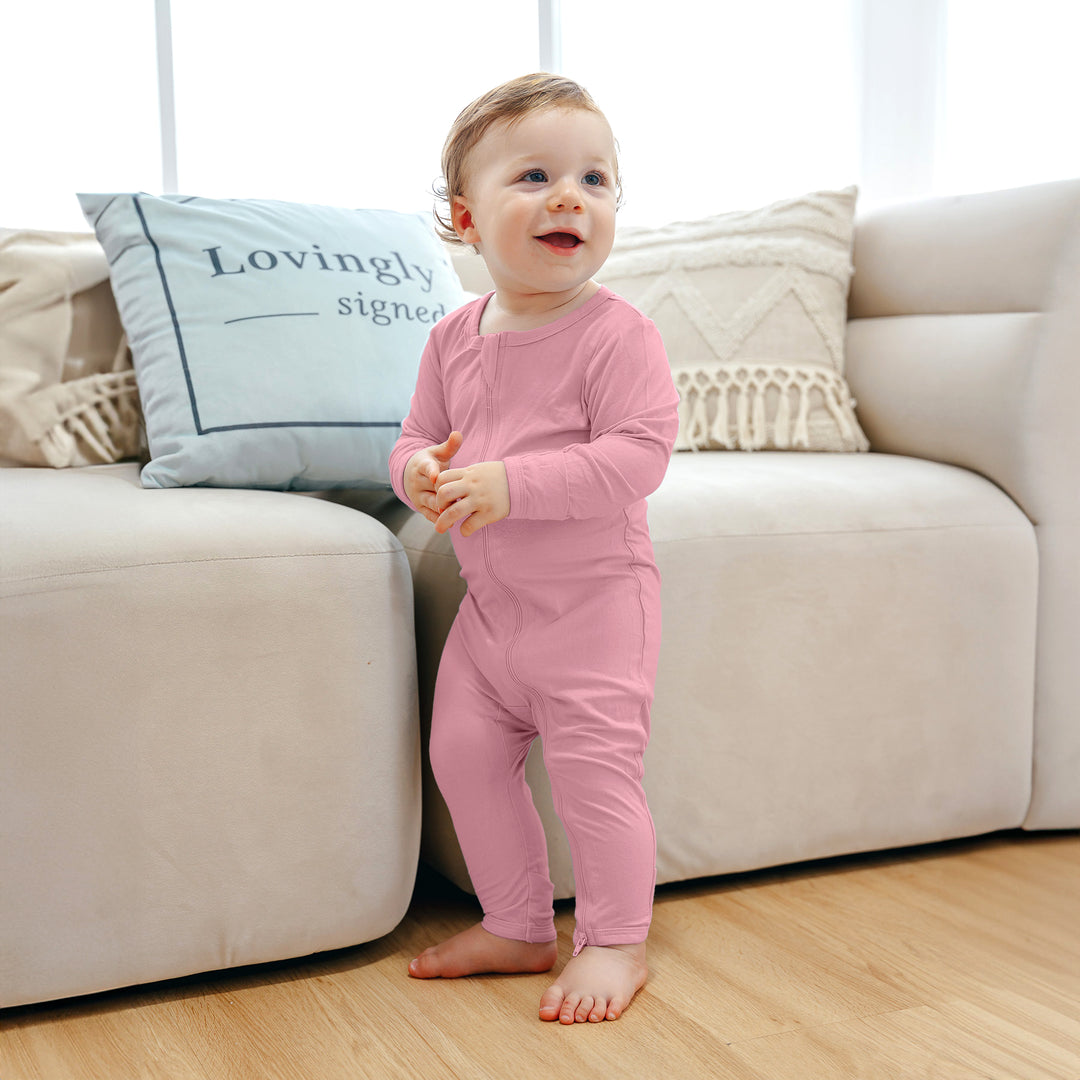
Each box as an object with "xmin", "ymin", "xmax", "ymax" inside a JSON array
[{"xmin": 2, "ymin": 830, "xmax": 1079, "ymax": 1080}]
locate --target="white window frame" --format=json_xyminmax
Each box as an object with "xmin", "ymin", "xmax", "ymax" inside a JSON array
[
  {"xmin": 539, "ymin": 0, "xmax": 562, "ymax": 74},
  {"xmin": 155, "ymin": 0, "xmax": 178, "ymax": 194}
]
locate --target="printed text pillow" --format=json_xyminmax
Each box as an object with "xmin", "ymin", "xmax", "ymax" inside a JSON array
[{"xmin": 78, "ymin": 193, "xmax": 464, "ymax": 488}]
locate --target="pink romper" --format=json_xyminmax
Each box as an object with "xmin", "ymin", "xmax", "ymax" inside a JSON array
[{"xmin": 390, "ymin": 286, "xmax": 680, "ymax": 954}]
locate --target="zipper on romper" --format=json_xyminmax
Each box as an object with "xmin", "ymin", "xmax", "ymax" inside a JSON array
[
  {"xmin": 482, "ymin": 527, "xmax": 531, "ymax": 693},
  {"xmin": 477, "ymin": 334, "xmax": 588, "ymax": 946},
  {"xmin": 476, "ymin": 340, "xmax": 542, "ymax": 707}
]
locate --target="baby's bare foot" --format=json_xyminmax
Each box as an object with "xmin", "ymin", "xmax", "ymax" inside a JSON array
[
  {"xmin": 538, "ymin": 942, "xmax": 648, "ymax": 1023},
  {"xmin": 408, "ymin": 922, "xmax": 557, "ymax": 979}
]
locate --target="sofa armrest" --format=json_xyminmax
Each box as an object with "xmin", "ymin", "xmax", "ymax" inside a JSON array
[{"xmin": 845, "ymin": 179, "xmax": 1080, "ymax": 829}]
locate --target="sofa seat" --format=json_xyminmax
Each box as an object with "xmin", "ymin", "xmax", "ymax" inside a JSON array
[
  {"xmin": 0, "ymin": 463, "xmax": 421, "ymax": 1008},
  {"xmin": 392, "ymin": 450, "xmax": 1039, "ymax": 898}
]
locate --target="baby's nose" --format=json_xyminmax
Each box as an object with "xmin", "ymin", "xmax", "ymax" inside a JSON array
[{"xmin": 549, "ymin": 181, "xmax": 582, "ymax": 211}]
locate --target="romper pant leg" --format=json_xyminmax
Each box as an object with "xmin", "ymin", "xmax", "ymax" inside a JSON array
[
  {"xmin": 516, "ymin": 559, "xmax": 663, "ymax": 956},
  {"xmin": 539, "ymin": 689, "xmax": 656, "ymax": 955},
  {"xmin": 429, "ymin": 620, "xmax": 557, "ymax": 943}
]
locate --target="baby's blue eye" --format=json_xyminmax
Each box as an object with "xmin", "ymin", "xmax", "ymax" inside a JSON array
[
  {"xmin": 583, "ymin": 172, "xmax": 605, "ymax": 187},
  {"xmin": 523, "ymin": 170, "xmax": 547, "ymax": 183}
]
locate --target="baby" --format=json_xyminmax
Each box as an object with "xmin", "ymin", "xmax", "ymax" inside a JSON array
[{"xmin": 389, "ymin": 73, "xmax": 680, "ymax": 1024}]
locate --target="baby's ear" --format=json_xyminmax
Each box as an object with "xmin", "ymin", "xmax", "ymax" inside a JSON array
[{"xmin": 452, "ymin": 198, "xmax": 480, "ymax": 245}]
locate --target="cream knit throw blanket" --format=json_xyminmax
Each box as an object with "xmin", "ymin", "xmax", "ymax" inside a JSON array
[{"xmin": 0, "ymin": 231, "xmax": 141, "ymax": 468}]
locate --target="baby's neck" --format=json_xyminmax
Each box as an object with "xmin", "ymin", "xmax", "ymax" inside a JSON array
[{"xmin": 479, "ymin": 281, "xmax": 600, "ymax": 335}]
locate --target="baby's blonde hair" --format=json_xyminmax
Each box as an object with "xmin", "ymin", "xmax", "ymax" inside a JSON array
[{"xmin": 434, "ymin": 73, "xmax": 621, "ymax": 246}]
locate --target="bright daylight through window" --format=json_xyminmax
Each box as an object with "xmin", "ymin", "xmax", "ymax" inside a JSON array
[{"xmin": 2, "ymin": 1, "xmax": 1079, "ymax": 230}]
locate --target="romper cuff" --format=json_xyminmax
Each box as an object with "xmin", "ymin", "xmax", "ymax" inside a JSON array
[{"xmin": 503, "ymin": 451, "xmax": 571, "ymax": 521}]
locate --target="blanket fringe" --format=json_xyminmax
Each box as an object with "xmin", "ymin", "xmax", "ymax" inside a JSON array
[{"xmin": 31, "ymin": 368, "xmax": 142, "ymax": 467}]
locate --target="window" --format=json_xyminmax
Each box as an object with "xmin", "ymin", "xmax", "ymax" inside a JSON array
[
  {"xmin": 935, "ymin": 0, "xmax": 1080, "ymax": 196},
  {"xmin": 170, "ymin": 0, "xmax": 538, "ymax": 212},
  {"xmin": 1, "ymin": 0, "xmax": 538, "ymax": 230},
  {"xmin": 0, "ymin": 2, "xmax": 161, "ymax": 230},
  {"xmin": 560, "ymin": 0, "xmax": 860, "ymax": 224},
  {"xmin": 3, "ymin": 1, "xmax": 1079, "ymax": 233}
]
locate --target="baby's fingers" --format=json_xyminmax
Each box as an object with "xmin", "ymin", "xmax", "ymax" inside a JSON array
[
  {"xmin": 459, "ymin": 512, "xmax": 484, "ymax": 538},
  {"xmin": 434, "ymin": 469, "xmax": 464, "ymax": 490},
  {"xmin": 433, "ymin": 506, "xmax": 459, "ymax": 533},
  {"xmin": 434, "ymin": 494, "xmax": 476, "ymax": 534},
  {"xmin": 432, "ymin": 430, "xmax": 463, "ymax": 463},
  {"xmin": 435, "ymin": 480, "xmax": 466, "ymax": 512}
]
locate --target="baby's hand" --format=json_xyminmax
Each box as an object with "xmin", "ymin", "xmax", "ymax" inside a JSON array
[
  {"xmin": 404, "ymin": 431, "xmax": 463, "ymax": 525},
  {"xmin": 433, "ymin": 460, "xmax": 510, "ymax": 537}
]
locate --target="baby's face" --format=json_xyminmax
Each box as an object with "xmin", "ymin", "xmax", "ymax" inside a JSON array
[{"xmin": 453, "ymin": 107, "xmax": 618, "ymax": 302}]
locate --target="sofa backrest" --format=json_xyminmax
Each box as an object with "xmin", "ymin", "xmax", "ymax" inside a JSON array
[
  {"xmin": 452, "ymin": 179, "xmax": 1080, "ymax": 530},
  {"xmin": 845, "ymin": 177, "xmax": 1080, "ymax": 527}
]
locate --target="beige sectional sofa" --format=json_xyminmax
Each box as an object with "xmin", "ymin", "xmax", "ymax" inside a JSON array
[
  {"xmin": 372, "ymin": 178, "xmax": 1079, "ymax": 901},
  {"xmin": 2, "ymin": 178, "xmax": 1077, "ymax": 1009}
]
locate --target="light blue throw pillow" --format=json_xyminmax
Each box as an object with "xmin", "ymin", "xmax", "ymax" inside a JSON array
[{"xmin": 77, "ymin": 192, "xmax": 464, "ymax": 489}]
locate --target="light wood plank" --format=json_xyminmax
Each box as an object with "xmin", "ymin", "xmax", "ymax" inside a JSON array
[{"xmin": 729, "ymin": 999, "xmax": 1080, "ymax": 1080}]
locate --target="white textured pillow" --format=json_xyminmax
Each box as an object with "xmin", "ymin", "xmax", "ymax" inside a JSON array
[{"xmin": 599, "ymin": 188, "xmax": 868, "ymax": 452}]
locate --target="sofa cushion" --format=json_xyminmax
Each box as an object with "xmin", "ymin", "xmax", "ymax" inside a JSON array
[
  {"xmin": 77, "ymin": 193, "xmax": 465, "ymax": 490},
  {"xmin": 0, "ymin": 463, "xmax": 421, "ymax": 1007},
  {"xmin": 0, "ymin": 229, "xmax": 140, "ymax": 468},
  {"xmin": 597, "ymin": 188, "xmax": 869, "ymax": 453},
  {"xmin": 642, "ymin": 450, "xmax": 1037, "ymax": 884}
]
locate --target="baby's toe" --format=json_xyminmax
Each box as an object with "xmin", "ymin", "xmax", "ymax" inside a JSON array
[
  {"xmin": 574, "ymin": 995, "xmax": 595, "ymax": 1024},
  {"xmin": 407, "ymin": 948, "xmax": 439, "ymax": 978},
  {"xmin": 606, "ymin": 996, "xmax": 628, "ymax": 1020},
  {"xmin": 588, "ymin": 997, "xmax": 608, "ymax": 1022},
  {"xmin": 560, "ymin": 992, "xmax": 582, "ymax": 1025},
  {"xmin": 538, "ymin": 984, "xmax": 564, "ymax": 1022}
]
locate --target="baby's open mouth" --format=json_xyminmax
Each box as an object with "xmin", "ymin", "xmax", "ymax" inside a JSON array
[{"xmin": 537, "ymin": 232, "xmax": 583, "ymax": 249}]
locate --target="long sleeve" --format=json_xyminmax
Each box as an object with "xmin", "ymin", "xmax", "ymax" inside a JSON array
[
  {"xmin": 388, "ymin": 332, "xmax": 450, "ymax": 511},
  {"xmin": 502, "ymin": 316, "xmax": 680, "ymax": 521}
]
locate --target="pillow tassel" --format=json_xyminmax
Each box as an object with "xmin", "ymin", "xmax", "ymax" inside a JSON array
[
  {"xmin": 690, "ymin": 380, "xmax": 711, "ymax": 451},
  {"xmin": 673, "ymin": 395, "xmax": 692, "ymax": 452},
  {"xmin": 793, "ymin": 378, "xmax": 812, "ymax": 449},
  {"xmin": 735, "ymin": 379, "xmax": 752, "ymax": 449},
  {"xmin": 821, "ymin": 380, "xmax": 870, "ymax": 452},
  {"xmin": 710, "ymin": 383, "xmax": 731, "ymax": 449},
  {"xmin": 774, "ymin": 382, "xmax": 792, "ymax": 449},
  {"xmin": 750, "ymin": 379, "xmax": 768, "ymax": 450}
]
